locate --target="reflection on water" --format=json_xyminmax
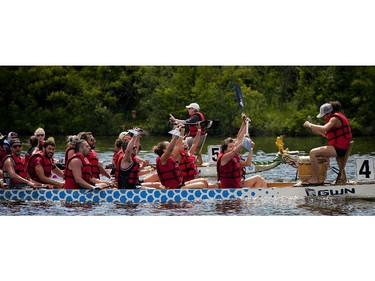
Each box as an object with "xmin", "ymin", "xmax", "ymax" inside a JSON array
[{"xmin": 2, "ymin": 196, "xmax": 375, "ymax": 215}]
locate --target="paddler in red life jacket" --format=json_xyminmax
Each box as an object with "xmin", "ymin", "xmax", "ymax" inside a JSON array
[
  {"xmin": 64, "ymin": 135, "xmax": 79, "ymax": 167},
  {"xmin": 153, "ymin": 127, "xmax": 208, "ymax": 189},
  {"xmin": 27, "ymin": 139, "xmax": 65, "ymax": 189},
  {"xmin": 64, "ymin": 139, "xmax": 113, "ymax": 190},
  {"xmin": 2, "ymin": 138, "xmax": 43, "ymax": 189},
  {"xmin": 78, "ymin": 131, "xmax": 111, "ymax": 179},
  {"xmin": 217, "ymin": 113, "xmax": 267, "ymax": 189},
  {"xmin": 172, "ymin": 124, "xmax": 218, "ymax": 188},
  {"xmin": 169, "ymin": 102, "xmax": 207, "ymax": 148},
  {"xmin": 303, "ymin": 101, "xmax": 352, "ymax": 185}
]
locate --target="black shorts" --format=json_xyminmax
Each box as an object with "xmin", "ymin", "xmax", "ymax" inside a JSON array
[{"xmin": 334, "ymin": 146, "xmax": 347, "ymax": 157}]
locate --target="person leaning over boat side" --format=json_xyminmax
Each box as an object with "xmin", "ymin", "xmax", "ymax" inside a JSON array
[
  {"xmin": 34, "ymin": 127, "xmax": 46, "ymax": 151},
  {"xmin": 27, "ymin": 139, "xmax": 65, "ymax": 189},
  {"xmin": 25, "ymin": 135, "xmax": 39, "ymax": 163},
  {"xmin": 303, "ymin": 101, "xmax": 352, "ymax": 185},
  {"xmin": 78, "ymin": 131, "xmax": 111, "ymax": 179},
  {"xmin": 64, "ymin": 139, "xmax": 112, "ymax": 190},
  {"xmin": 153, "ymin": 127, "xmax": 207, "ymax": 189},
  {"xmin": 2, "ymin": 138, "xmax": 43, "ymax": 189},
  {"xmin": 169, "ymin": 102, "xmax": 207, "ymax": 148},
  {"xmin": 217, "ymin": 114, "xmax": 267, "ymax": 188}
]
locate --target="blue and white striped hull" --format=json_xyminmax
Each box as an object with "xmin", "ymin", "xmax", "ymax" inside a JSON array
[{"xmin": 1, "ymin": 182, "xmax": 375, "ymax": 203}]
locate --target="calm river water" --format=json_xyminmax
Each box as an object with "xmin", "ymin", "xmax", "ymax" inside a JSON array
[{"xmin": 1, "ymin": 135, "xmax": 374, "ymax": 216}]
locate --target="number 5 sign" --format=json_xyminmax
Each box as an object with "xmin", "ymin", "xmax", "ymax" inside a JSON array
[
  {"xmin": 355, "ymin": 157, "xmax": 375, "ymax": 181},
  {"xmin": 207, "ymin": 145, "xmax": 220, "ymax": 164}
]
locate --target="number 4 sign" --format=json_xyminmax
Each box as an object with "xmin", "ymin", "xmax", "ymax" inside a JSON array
[{"xmin": 355, "ymin": 157, "xmax": 375, "ymax": 181}]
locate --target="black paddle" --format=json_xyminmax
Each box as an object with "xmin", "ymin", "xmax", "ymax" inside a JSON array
[
  {"xmin": 232, "ymin": 81, "xmax": 244, "ymax": 112},
  {"xmin": 232, "ymin": 81, "xmax": 252, "ymax": 151}
]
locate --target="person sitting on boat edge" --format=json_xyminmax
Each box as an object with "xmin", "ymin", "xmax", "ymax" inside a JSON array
[
  {"xmin": 169, "ymin": 102, "xmax": 206, "ymax": 148},
  {"xmin": 78, "ymin": 131, "xmax": 111, "ymax": 179},
  {"xmin": 2, "ymin": 138, "xmax": 43, "ymax": 189},
  {"xmin": 64, "ymin": 139, "xmax": 113, "ymax": 190},
  {"xmin": 115, "ymin": 133, "xmax": 161, "ymax": 189},
  {"xmin": 27, "ymin": 139, "xmax": 65, "ymax": 189},
  {"xmin": 64, "ymin": 135, "xmax": 79, "ymax": 166},
  {"xmin": 153, "ymin": 127, "xmax": 208, "ymax": 189},
  {"xmin": 303, "ymin": 100, "xmax": 352, "ymax": 186},
  {"xmin": 217, "ymin": 113, "xmax": 267, "ymax": 188},
  {"xmin": 172, "ymin": 124, "xmax": 218, "ymax": 188}
]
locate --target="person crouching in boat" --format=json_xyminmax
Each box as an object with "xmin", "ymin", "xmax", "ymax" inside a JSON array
[
  {"xmin": 303, "ymin": 101, "xmax": 352, "ymax": 185},
  {"xmin": 153, "ymin": 128, "xmax": 208, "ymax": 189},
  {"xmin": 64, "ymin": 139, "xmax": 112, "ymax": 190},
  {"xmin": 27, "ymin": 139, "xmax": 65, "ymax": 189},
  {"xmin": 217, "ymin": 114, "xmax": 267, "ymax": 188},
  {"xmin": 2, "ymin": 138, "xmax": 43, "ymax": 189}
]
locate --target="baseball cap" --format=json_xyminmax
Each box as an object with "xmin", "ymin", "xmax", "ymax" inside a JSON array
[
  {"xmin": 186, "ymin": 103, "xmax": 200, "ymax": 110},
  {"xmin": 317, "ymin": 103, "xmax": 333, "ymax": 118},
  {"xmin": 119, "ymin": 131, "xmax": 129, "ymax": 139},
  {"xmin": 8, "ymin": 131, "xmax": 18, "ymax": 139},
  {"xmin": 10, "ymin": 138, "xmax": 22, "ymax": 146}
]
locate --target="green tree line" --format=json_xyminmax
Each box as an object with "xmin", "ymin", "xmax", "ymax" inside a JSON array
[{"xmin": 0, "ymin": 66, "xmax": 374, "ymax": 137}]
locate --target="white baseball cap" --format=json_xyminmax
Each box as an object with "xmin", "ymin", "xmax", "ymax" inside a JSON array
[
  {"xmin": 186, "ymin": 103, "xmax": 200, "ymax": 110},
  {"xmin": 317, "ymin": 103, "xmax": 333, "ymax": 118},
  {"xmin": 118, "ymin": 131, "xmax": 129, "ymax": 139}
]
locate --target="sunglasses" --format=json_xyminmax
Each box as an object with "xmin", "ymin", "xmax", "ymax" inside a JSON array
[
  {"xmin": 36, "ymin": 134, "xmax": 45, "ymax": 137},
  {"xmin": 12, "ymin": 145, "xmax": 22, "ymax": 148}
]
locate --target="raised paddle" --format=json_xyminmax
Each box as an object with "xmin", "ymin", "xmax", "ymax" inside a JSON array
[
  {"xmin": 232, "ymin": 81, "xmax": 244, "ymax": 112},
  {"xmin": 232, "ymin": 81, "xmax": 252, "ymax": 151},
  {"xmin": 242, "ymin": 119, "xmax": 252, "ymax": 152}
]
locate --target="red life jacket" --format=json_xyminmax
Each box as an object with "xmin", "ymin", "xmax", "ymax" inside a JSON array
[
  {"xmin": 27, "ymin": 151, "xmax": 55, "ymax": 182},
  {"xmin": 326, "ymin": 112, "xmax": 352, "ymax": 149},
  {"xmin": 64, "ymin": 153, "xmax": 92, "ymax": 189},
  {"xmin": 217, "ymin": 153, "xmax": 242, "ymax": 188},
  {"xmin": 87, "ymin": 150, "xmax": 100, "ymax": 179},
  {"xmin": 0, "ymin": 145, "xmax": 7, "ymax": 168},
  {"xmin": 156, "ymin": 157, "xmax": 184, "ymax": 189},
  {"xmin": 188, "ymin": 112, "xmax": 206, "ymax": 136},
  {"xmin": 179, "ymin": 151, "xmax": 198, "ymax": 182},
  {"xmin": 115, "ymin": 154, "xmax": 140, "ymax": 188},
  {"xmin": 64, "ymin": 145, "xmax": 75, "ymax": 165},
  {"xmin": 3, "ymin": 155, "xmax": 28, "ymax": 186}
]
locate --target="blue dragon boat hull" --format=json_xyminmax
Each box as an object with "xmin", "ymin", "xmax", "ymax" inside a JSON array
[{"xmin": 1, "ymin": 182, "xmax": 375, "ymax": 203}]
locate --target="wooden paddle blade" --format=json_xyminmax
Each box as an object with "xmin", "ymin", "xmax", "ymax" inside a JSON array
[{"xmin": 232, "ymin": 82, "xmax": 244, "ymax": 110}]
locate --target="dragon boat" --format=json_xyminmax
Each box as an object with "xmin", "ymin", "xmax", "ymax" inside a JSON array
[
  {"xmin": 2, "ymin": 135, "xmax": 374, "ymax": 204},
  {"xmin": 1, "ymin": 181, "xmax": 375, "ymax": 203}
]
